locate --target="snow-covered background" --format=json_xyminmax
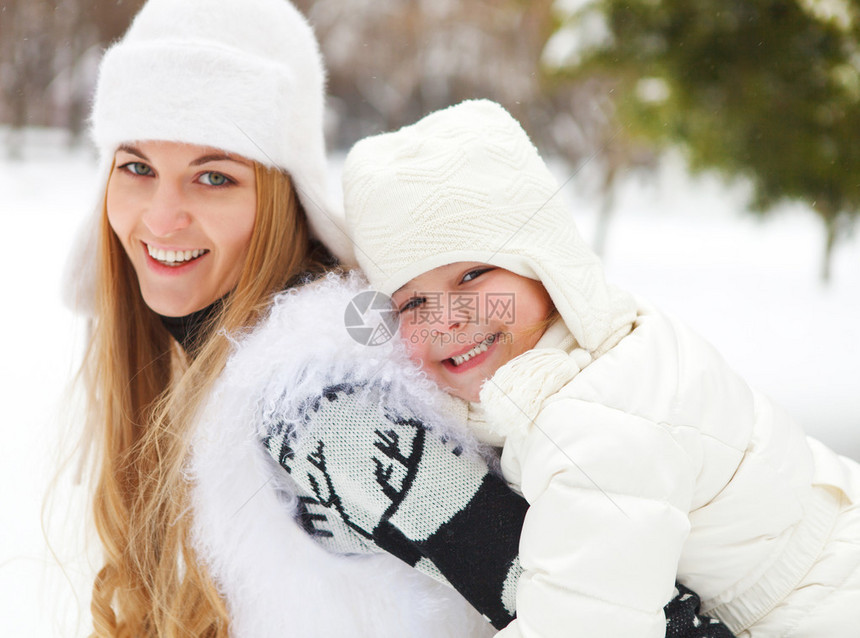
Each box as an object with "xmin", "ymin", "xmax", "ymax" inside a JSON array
[{"xmin": 2, "ymin": 127, "xmax": 858, "ymax": 637}]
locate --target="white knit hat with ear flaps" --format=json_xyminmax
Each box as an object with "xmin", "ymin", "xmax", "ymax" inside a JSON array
[
  {"xmin": 66, "ymin": 0, "xmax": 354, "ymax": 313},
  {"xmin": 343, "ymin": 99, "xmax": 636, "ymax": 355}
]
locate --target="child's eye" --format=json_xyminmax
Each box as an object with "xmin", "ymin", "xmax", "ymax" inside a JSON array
[
  {"xmin": 461, "ymin": 267, "xmax": 494, "ymax": 283},
  {"xmin": 199, "ymin": 171, "xmax": 232, "ymax": 186},
  {"xmin": 398, "ymin": 296, "xmax": 426, "ymax": 313},
  {"xmin": 120, "ymin": 161, "xmax": 153, "ymax": 177}
]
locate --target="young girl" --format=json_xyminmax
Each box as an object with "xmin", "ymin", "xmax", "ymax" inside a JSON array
[{"xmin": 341, "ymin": 99, "xmax": 860, "ymax": 637}]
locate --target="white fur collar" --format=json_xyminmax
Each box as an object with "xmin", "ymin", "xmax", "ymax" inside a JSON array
[{"xmin": 189, "ymin": 273, "xmax": 494, "ymax": 637}]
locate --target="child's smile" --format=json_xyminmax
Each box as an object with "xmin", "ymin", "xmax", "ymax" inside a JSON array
[
  {"xmin": 391, "ymin": 262, "xmax": 554, "ymax": 402},
  {"xmin": 444, "ymin": 332, "xmax": 499, "ymax": 369}
]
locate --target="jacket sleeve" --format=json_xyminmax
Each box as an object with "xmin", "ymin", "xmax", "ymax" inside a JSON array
[{"xmin": 482, "ymin": 350, "xmax": 696, "ymax": 638}]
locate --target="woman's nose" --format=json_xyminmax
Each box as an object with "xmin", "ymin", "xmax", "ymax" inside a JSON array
[{"xmin": 142, "ymin": 183, "xmax": 192, "ymax": 237}]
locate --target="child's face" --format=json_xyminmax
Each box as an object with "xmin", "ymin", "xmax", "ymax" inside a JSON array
[{"xmin": 391, "ymin": 261, "xmax": 554, "ymax": 402}]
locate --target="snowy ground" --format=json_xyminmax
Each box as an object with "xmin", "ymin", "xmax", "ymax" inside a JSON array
[{"xmin": 2, "ymin": 128, "xmax": 858, "ymax": 636}]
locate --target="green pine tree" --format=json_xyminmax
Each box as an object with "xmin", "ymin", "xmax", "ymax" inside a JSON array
[{"xmin": 554, "ymin": 0, "xmax": 860, "ymax": 281}]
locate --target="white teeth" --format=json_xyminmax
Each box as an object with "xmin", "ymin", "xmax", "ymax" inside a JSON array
[
  {"xmin": 146, "ymin": 243, "xmax": 207, "ymax": 264},
  {"xmin": 451, "ymin": 333, "xmax": 497, "ymax": 366}
]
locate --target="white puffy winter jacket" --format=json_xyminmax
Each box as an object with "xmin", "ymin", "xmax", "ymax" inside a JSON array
[{"xmin": 479, "ymin": 304, "xmax": 860, "ymax": 638}]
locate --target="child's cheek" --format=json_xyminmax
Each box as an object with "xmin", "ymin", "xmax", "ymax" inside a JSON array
[{"xmin": 400, "ymin": 325, "xmax": 434, "ymax": 373}]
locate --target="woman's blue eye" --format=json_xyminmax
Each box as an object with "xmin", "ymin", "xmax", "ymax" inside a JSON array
[
  {"xmin": 200, "ymin": 171, "xmax": 231, "ymax": 186},
  {"xmin": 123, "ymin": 162, "xmax": 152, "ymax": 176},
  {"xmin": 461, "ymin": 268, "xmax": 493, "ymax": 283}
]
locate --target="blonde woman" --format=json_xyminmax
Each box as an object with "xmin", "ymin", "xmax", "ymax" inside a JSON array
[
  {"xmin": 69, "ymin": 0, "xmax": 733, "ymax": 636},
  {"xmin": 71, "ymin": 0, "xmax": 518, "ymax": 635}
]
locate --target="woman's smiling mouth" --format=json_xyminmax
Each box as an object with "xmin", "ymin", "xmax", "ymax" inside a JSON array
[{"xmin": 145, "ymin": 242, "xmax": 210, "ymax": 267}]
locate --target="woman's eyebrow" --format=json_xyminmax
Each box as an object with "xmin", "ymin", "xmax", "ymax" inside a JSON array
[
  {"xmin": 116, "ymin": 143, "xmax": 148, "ymax": 160},
  {"xmin": 190, "ymin": 153, "xmax": 251, "ymax": 167}
]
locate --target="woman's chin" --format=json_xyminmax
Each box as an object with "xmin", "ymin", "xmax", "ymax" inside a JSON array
[{"xmin": 141, "ymin": 292, "xmax": 207, "ymax": 318}]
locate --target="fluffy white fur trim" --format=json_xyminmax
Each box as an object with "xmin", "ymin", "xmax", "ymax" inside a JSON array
[{"xmin": 189, "ymin": 272, "xmax": 493, "ymax": 637}]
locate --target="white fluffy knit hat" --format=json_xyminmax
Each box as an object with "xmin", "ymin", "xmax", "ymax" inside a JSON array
[
  {"xmin": 67, "ymin": 0, "xmax": 354, "ymax": 311},
  {"xmin": 343, "ymin": 99, "xmax": 636, "ymax": 354}
]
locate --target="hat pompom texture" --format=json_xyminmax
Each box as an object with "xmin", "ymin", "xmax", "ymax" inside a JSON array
[
  {"xmin": 342, "ymin": 99, "xmax": 636, "ymax": 354},
  {"xmin": 67, "ymin": 0, "xmax": 354, "ymax": 314}
]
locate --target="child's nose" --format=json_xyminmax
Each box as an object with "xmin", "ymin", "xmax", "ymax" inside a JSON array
[
  {"xmin": 428, "ymin": 316, "xmax": 461, "ymax": 335},
  {"xmin": 447, "ymin": 307, "xmax": 474, "ymax": 329},
  {"xmin": 432, "ymin": 315, "xmax": 469, "ymax": 335}
]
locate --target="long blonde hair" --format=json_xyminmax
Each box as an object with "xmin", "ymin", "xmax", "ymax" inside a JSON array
[{"xmin": 83, "ymin": 162, "xmax": 329, "ymax": 637}]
